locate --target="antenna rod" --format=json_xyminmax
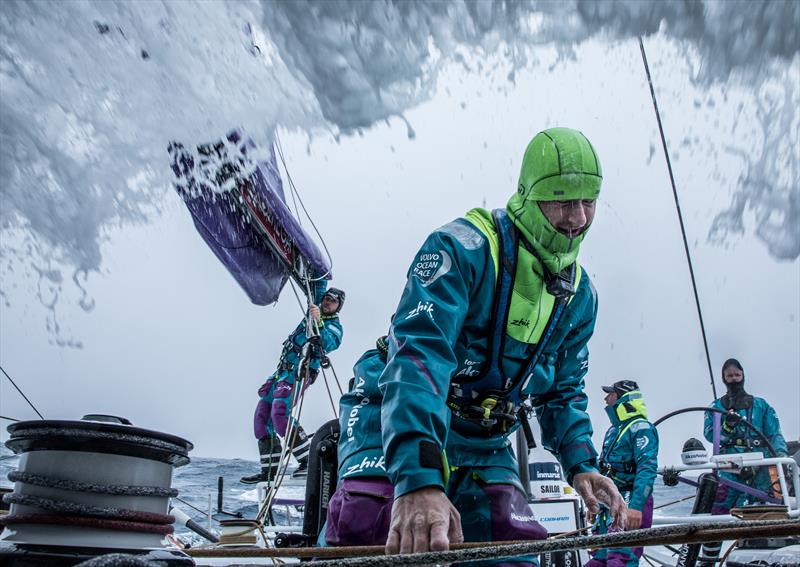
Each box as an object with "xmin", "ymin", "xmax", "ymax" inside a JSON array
[{"xmin": 638, "ymin": 37, "xmax": 717, "ymax": 400}]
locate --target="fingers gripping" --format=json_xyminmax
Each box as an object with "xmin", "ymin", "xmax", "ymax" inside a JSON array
[{"xmin": 386, "ymin": 491, "xmax": 459, "ymax": 555}]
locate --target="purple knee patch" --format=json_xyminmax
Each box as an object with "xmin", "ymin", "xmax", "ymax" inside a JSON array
[
  {"xmin": 270, "ymin": 380, "xmax": 294, "ymax": 437},
  {"xmin": 325, "ymin": 478, "xmax": 393, "ymax": 546},
  {"xmin": 271, "ymin": 400, "xmax": 289, "ymax": 437},
  {"xmin": 253, "ymin": 399, "xmax": 272, "ymax": 439},
  {"xmin": 484, "ymin": 483, "xmax": 548, "ymax": 541}
]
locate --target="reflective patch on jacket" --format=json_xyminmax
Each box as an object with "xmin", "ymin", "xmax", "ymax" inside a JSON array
[{"xmin": 436, "ymin": 219, "xmax": 485, "ymax": 250}]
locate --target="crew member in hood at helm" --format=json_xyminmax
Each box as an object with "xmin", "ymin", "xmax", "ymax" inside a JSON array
[
  {"xmin": 586, "ymin": 380, "xmax": 659, "ymax": 567},
  {"xmin": 240, "ymin": 287, "xmax": 345, "ymax": 484},
  {"xmin": 324, "ymin": 128, "xmax": 626, "ymax": 564},
  {"xmin": 699, "ymin": 358, "xmax": 789, "ymax": 564}
]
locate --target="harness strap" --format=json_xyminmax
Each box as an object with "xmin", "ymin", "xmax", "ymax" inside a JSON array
[
  {"xmin": 599, "ymin": 417, "xmax": 647, "ymax": 480},
  {"xmin": 446, "ymin": 210, "xmax": 571, "ymax": 434}
]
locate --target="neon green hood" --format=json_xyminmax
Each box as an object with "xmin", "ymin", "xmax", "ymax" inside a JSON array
[
  {"xmin": 606, "ymin": 391, "xmax": 649, "ymax": 425},
  {"xmin": 507, "ymin": 127, "xmax": 602, "ymax": 274}
]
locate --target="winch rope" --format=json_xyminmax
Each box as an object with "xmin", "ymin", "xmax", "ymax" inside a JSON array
[
  {"xmin": 184, "ymin": 518, "xmax": 800, "ymax": 564},
  {"xmin": 0, "ymin": 364, "xmax": 45, "ymax": 419},
  {"xmin": 7, "ymin": 471, "xmax": 178, "ymax": 497},
  {"xmin": 638, "ymin": 37, "xmax": 716, "ymax": 400}
]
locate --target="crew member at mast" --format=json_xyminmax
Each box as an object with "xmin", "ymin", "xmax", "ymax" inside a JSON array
[{"xmin": 241, "ymin": 287, "xmax": 345, "ymax": 483}]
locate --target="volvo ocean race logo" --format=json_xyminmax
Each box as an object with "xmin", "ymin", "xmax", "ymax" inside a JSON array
[{"xmin": 412, "ymin": 250, "xmax": 452, "ymax": 287}]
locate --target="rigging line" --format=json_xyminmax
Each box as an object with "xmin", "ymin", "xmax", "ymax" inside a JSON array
[
  {"xmin": 638, "ymin": 37, "xmax": 717, "ymax": 400},
  {"xmin": 0, "ymin": 415, "xmax": 21, "ymax": 422},
  {"xmin": 274, "ymin": 131, "xmax": 334, "ymax": 282},
  {"xmin": 257, "ymin": 375, "xmax": 308, "ymax": 525},
  {"xmin": 0, "ymin": 365, "xmax": 44, "ymax": 420},
  {"xmin": 327, "ymin": 358, "xmax": 345, "ymax": 396},
  {"xmin": 173, "ymin": 495, "xmax": 216, "ymax": 520},
  {"xmin": 288, "ymin": 279, "xmax": 307, "ymax": 314},
  {"xmin": 274, "ymin": 133, "xmax": 303, "ymax": 224},
  {"xmin": 319, "ymin": 367, "xmax": 339, "ymax": 419},
  {"xmin": 257, "ymin": 354, "xmax": 312, "ymax": 524}
]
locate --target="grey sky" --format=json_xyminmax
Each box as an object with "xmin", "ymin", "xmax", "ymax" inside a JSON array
[{"xmin": 1, "ymin": 21, "xmax": 798, "ymax": 471}]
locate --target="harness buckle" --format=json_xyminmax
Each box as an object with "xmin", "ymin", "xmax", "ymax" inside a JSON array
[{"xmin": 480, "ymin": 397, "xmax": 498, "ymax": 421}]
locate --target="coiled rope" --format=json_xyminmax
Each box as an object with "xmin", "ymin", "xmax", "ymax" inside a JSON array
[{"xmin": 7, "ymin": 471, "xmax": 178, "ymax": 497}]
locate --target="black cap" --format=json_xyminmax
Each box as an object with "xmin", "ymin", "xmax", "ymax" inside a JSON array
[
  {"xmin": 602, "ymin": 380, "xmax": 639, "ymax": 396},
  {"xmin": 322, "ymin": 287, "xmax": 345, "ymax": 313}
]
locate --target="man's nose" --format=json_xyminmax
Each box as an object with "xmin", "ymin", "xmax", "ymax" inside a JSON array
[{"xmin": 565, "ymin": 202, "xmax": 587, "ymax": 228}]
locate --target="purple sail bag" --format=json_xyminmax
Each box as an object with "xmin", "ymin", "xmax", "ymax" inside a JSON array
[{"xmin": 169, "ymin": 130, "xmax": 330, "ymax": 305}]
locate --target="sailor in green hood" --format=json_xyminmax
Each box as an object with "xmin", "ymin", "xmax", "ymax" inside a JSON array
[{"xmin": 325, "ymin": 128, "xmax": 626, "ymax": 563}]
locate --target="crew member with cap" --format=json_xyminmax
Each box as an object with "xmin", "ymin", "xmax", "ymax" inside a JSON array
[
  {"xmin": 241, "ymin": 287, "xmax": 345, "ymax": 483},
  {"xmin": 586, "ymin": 380, "xmax": 659, "ymax": 567},
  {"xmin": 324, "ymin": 127, "xmax": 627, "ymax": 564},
  {"xmin": 698, "ymin": 358, "xmax": 789, "ymax": 564}
]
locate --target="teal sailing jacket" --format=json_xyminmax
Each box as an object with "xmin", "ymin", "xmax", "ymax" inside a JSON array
[
  {"xmin": 273, "ymin": 314, "xmax": 343, "ymax": 386},
  {"xmin": 379, "ymin": 210, "xmax": 600, "ymax": 497},
  {"xmin": 337, "ymin": 348, "xmax": 388, "ymax": 479},
  {"xmin": 599, "ymin": 391, "xmax": 659, "ymax": 511},
  {"xmin": 704, "ymin": 396, "xmax": 788, "ymax": 457}
]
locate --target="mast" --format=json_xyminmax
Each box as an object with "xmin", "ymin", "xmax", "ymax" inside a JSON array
[{"xmin": 638, "ymin": 37, "xmax": 718, "ymax": 400}]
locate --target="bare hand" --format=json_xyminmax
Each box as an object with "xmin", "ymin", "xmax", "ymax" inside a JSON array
[
  {"xmin": 386, "ymin": 486, "xmax": 463, "ymax": 555},
  {"xmin": 626, "ymin": 508, "xmax": 642, "ymax": 530},
  {"xmin": 308, "ymin": 304, "xmax": 321, "ymax": 323},
  {"xmin": 573, "ymin": 472, "xmax": 627, "ymax": 530}
]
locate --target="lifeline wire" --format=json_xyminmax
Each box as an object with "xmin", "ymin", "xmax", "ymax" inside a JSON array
[
  {"xmin": 638, "ymin": 37, "xmax": 717, "ymax": 400},
  {"xmin": 0, "ymin": 365, "xmax": 44, "ymax": 419},
  {"xmin": 173, "ymin": 495, "xmax": 213, "ymax": 519}
]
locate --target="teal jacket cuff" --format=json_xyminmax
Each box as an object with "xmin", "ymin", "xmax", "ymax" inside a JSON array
[{"xmin": 393, "ymin": 469, "xmax": 445, "ymax": 498}]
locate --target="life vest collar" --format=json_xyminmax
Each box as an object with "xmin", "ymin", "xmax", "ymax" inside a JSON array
[{"xmin": 605, "ymin": 391, "xmax": 648, "ymax": 426}]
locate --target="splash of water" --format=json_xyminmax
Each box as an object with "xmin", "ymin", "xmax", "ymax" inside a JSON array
[{"xmin": 1, "ymin": 0, "xmax": 797, "ymax": 344}]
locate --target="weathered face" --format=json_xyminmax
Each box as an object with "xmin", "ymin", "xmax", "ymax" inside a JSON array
[
  {"xmin": 604, "ymin": 391, "xmax": 619, "ymax": 406},
  {"xmin": 723, "ymin": 366, "xmax": 744, "ymax": 383},
  {"xmin": 537, "ymin": 199, "xmax": 597, "ymax": 238},
  {"xmin": 321, "ymin": 294, "xmax": 340, "ymax": 315}
]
